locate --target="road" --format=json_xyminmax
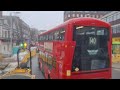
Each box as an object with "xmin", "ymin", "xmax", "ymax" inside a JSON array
[
  {"xmin": 31, "ymin": 56, "xmax": 44, "ymax": 79},
  {"xmin": 112, "ymin": 68, "xmax": 120, "ymax": 79},
  {"xmin": 31, "ymin": 55, "xmax": 120, "ymax": 79}
]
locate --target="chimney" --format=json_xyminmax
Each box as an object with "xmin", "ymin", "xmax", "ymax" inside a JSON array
[{"xmin": 0, "ymin": 11, "xmax": 2, "ymax": 18}]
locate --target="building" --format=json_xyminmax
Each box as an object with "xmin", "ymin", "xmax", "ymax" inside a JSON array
[
  {"xmin": 3, "ymin": 16, "xmax": 31, "ymax": 46},
  {"xmin": 100, "ymin": 11, "xmax": 120, "ymax": 37},
  {"xmin": 20, "ymin": 19, "xmax": 31, "ymax": 45},
  {"xmin": 64, "ymin": 11, "xmax": 111, "ymax": 22},
  {"xmin": 0, "ymin": 17, "xmax": 11, "ymax": 56},
  {"xmin": 30, "ymin": 28, "xmax": 39, "ymax": 43},
  {"xmin": 100, "ymin": 11, "xmax": 120, "ymax": 62}
]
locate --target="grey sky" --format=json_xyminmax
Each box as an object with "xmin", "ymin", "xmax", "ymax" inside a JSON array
[{"xmin": 3, "ymin": 11, "xmax": 64, "ymax": 30}]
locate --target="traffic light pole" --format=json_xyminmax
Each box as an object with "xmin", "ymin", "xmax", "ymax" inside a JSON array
[
  {"xmin": 17, "ymin": 48, "xmax": 21, "ymax": 68},
  {"xmin": 29, "ymin": 45, "xmax": 32, "ymax": 74}
]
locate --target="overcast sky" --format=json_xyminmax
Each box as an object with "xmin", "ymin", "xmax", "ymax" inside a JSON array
[{"xmin": 3, "ymin": 11, "xmax": 64, "ymax": 30}]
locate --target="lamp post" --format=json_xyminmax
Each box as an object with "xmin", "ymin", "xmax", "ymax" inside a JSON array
[
  {"xmin": 10, "ymin": 11, "xmax": 21, "ymax": 55},
  {"xmin": 10, "ymin": 12, "xmax": 13, "ymax": 55}
]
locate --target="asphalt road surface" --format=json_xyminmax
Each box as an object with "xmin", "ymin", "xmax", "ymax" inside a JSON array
[
  {"xmin": 112, "ymin": 68, "xmax": 120, "ymax": 79},
  {"xmin": 31, "ymin": 56, "xmax": 120, "ymax": 79},
  {"xmin": 31, "ymin": 56, "xmax": 44, "ymax": 79}
]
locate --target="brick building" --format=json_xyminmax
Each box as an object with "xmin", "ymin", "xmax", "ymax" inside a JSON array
[{"xmin": 64, "ymin": 11, "xmax": 111, "ymax": 22}]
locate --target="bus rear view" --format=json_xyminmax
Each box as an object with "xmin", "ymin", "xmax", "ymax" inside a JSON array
[{"xmin": 69, "ymin": 18, "xmax": 112, "ymax": 79}]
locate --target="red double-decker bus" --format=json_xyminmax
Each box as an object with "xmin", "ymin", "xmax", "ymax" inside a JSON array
[{"xmin": 38, "ymin": 18, "xmax": 112, "ymax": 79}]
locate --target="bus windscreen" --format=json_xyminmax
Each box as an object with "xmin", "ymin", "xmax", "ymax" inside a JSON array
[{"xmin": 72, "ymin": 26, "xmax": 110, "ymax": 72}]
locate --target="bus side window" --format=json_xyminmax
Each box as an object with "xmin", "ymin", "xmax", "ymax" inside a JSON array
[
  {"xmin": 48, "ymin": 34, "xmax": 51, "ymax": 41},
  {"xmin": 51, "ymin": 33, "xmax": 54, "ymax": 40},
  {"xmin": 49, "ymin": 33, "xmax": 54, "ymax": 41},
  {"xmin": 59, "ymin": 29, "xmax": 65, "ymax": 41},
  {"xmin": 40, "ymin": 36, "xmax": 42, "ymax": 42},
  {"xmin": 54, "ymin": 31, "xmax": 59, "ymax": 40},
  {"xmin": 41, "ymin": 36, "xmax": 43, "ymax": 41},
  {"xmin": 46, "ymin": 35, "xmax": 49, "ymax": 41},
  {"xmin": 44, "ymin": 35, "xmax": 47, "ymax": 41}
]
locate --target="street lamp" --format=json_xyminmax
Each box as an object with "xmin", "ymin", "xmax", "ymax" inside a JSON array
[{"xmin": 10, "ymin": 11, "xmax": 21, "ymax": 55}]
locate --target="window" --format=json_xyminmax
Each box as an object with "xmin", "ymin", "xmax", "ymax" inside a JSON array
[
  {"xmin": 86, "ymin": 14, "xmax": 90, "ymax": 17},
  {"xmin": 118, "ymin": 25, "xmax": 120, "ymax": 33},
  {"xmin": 96, "ymin": 15, "xmax": 99, "ymax": 18},
  {"xmin": 38, "ymin": 36, "xmax": 40, "ymax": 41},
  {"xmin": 68, "ymin": 14, "xmax": 70, "ymax": 17},
  {"xmin": 54, "ymin": 31, "xmax": 59, "ymax": 40},
  {"xmin": 7, "ymin": 44, "xmax": 9, "ymax": 51},
  {"xmin": 118, "ymin": 13, "xmax": 120, "ymax": 19},
  {"xmin": 5, "ymin": 31, "xmax": 7, "ymax": 38},
  {"xmin": 109, "ymin": 16, "xmax": 112, "ymax": 22},
  {"xmin": 41, "ymin": 36, "xmax": 43, "ymax": 41},
  {"xmin": 53, "ymin": 28, "xmax": 65, "ymax": 41},
  {"xmin": 112, "ymin": 15, "xmax": 114, "ymax": 22},
  {"xmin": 59, "ymin": 29, "xmax": 65, "ymax": 40},
  {"xmin": 92, "ymin": 15, "xmax": 95, "ymax": 18},
  {"xmin": 113, "ymin": 27, "xmax": 117, "ymax": 34},
  {"xmin": 113, "ymin": 14, "xmax": 117, "ymax": 21},
  {"xmin": 117, "ymin": 25, "xmax": 120, "ymax": 33},
  {"xmin": 77, "ymin": 14, "xmax": 79, "ymax": 17},
  {"xmin": 72, "ymin": 14, "xmax": 75, "ymax": 17},
  {"xmin": 44, "ymin": 35, "xmax": 46, "ymax": 41},
  {"xmin": 106, "ymin": 17, "xmax": 109, "ymax": 22},
  {"xmin": 100, "ymin": 15, "xmax": 103, "ymax": 18},
  {"xmin": 114, "ymin": 13, "xmax": 117, "ymax": 21},
  {"xmin": 46, "ymin": 35, "xmax": 49, "ymax": 41},
  {"xmin": 116, "ymin": 13, "xmax": 119, "ymax": 19},
  {"xmin": 80, "ymin": 14, "xmax": 83, "ymax": 17},
  {"xmin": 49, "ymin": 33, "xmax": 54, "ymax": 41},
  {"xmin": 0, "ymin": 20, "xmax": 2, "ymax": 25},
  {"xmin": 65, "ymin": 16, "xmax": 67, "ymax": 19},
  {"xmin": 2, "ymin": 31, "xmax": 5, "ymax": 37},
  {"xmin": 85, "ymin": 14, "xmax": 87, "ymax": 17},
  {"xmin": 4, "ymin": 19, "xmax": 8, "ymax": 25}
]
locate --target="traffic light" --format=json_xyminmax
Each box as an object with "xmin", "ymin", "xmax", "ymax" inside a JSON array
[
  {"xmin": 20, "ymin": 43, "xmax": 24, "ymax": 48},
  {"xmin": 20, "ymin": 43, "xmax": 27, "ymax": 49},
  {"xmin": 24, "ymin": 43, "xmax": 27, "ymax": 49}
]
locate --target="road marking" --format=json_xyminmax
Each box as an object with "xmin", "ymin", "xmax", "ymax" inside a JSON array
[{"xmin": 114, "ymin": 68, "xmax": 120, "ymax": 71}]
